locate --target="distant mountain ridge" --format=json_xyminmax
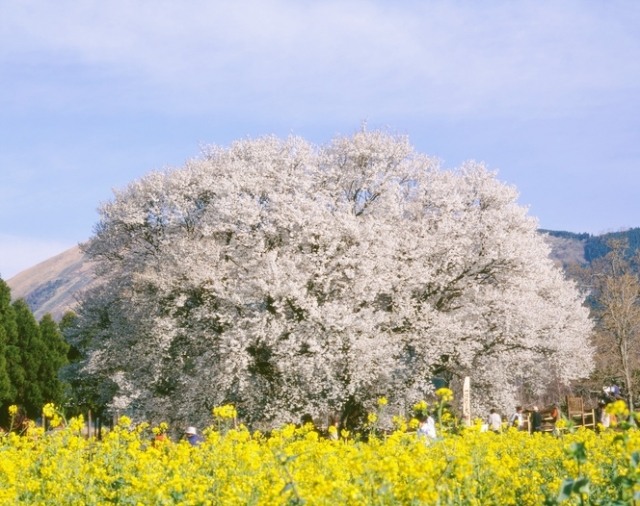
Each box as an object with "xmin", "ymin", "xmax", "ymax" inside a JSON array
[
  {"xmin": 6, "ymin": 227, "xmax": 640, "ymax": 321},
  {"xmin": 540, "ymin": 227, "xmax": 640, "ymax": 264}
]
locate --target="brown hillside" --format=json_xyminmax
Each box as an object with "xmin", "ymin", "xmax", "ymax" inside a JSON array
[{"xmin": 7, "ymin": 244, "xmax": 96, "ymax": 321}]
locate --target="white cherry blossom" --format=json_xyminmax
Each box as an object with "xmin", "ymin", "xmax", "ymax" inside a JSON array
[{"xmin": 69, "ymin": 129, "xmax": 594, "ymax": 427}]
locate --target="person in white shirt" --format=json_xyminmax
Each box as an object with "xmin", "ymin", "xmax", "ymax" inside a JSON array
[
  {"xmin": 488, "ymin": 408, "xmax": 502, "ymax": 432},
  {"xmin": 509, "ymin": 406, "xmax": 524, "ymax": 429},
  {"xmin": 417, "ymin": 414, "xmax": 437, "ymax": 441},
  {"xmin": 599, "ymin": 402, "xmax": 611, "ymax": 428}
]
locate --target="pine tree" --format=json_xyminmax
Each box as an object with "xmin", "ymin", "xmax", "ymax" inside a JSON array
[
  {"xmin": 59, "ymin": 311, "xmax": 81, "ymax": 363},
  {"xmin": 0, "ymin": 279, "xmax": 11, "ymax": 403},
  {"xmin": 0, "ymin": 324, "xmax": 10, "ymax": 403},
  {"xmin": 12, "ymin": 299, "xmax": 45, "ymax": 418},
  {"xmin": 0, "ymin": 279, "xmax": 19, "ymax": 405},
  {"xmin": 38, "ymin": 313, "xmax": 69, "ymax": 407},
  {"xmin": 0, "ymin": 283, "xmax": 70, "ymax": 422}
]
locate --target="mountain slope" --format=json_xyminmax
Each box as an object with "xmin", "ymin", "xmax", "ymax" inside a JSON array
[
  {"xmin": 6, "ymin": 245, "xmax": 95, "ymax": 320},
  {"xmin": 541, "ymin": 227, "xmax": 640, "ymax": 264}
]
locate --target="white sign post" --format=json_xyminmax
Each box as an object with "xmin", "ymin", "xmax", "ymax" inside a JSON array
[{"xmin": 463, "ymin": 376, "xmax": 471, "ymax": 426}]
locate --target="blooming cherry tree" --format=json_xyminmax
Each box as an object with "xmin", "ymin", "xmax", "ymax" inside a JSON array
[{"xmin": 69, "ymin": 129, "xmax": 593, "ymax": 427}]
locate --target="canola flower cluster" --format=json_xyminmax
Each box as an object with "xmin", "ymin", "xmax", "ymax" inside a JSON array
[{"xmin": 1, "ymin": 399, "xmax": 640, "ymax": 505}]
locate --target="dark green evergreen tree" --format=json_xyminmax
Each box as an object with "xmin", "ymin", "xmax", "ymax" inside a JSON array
[
  {"xmin": 0, "ymin": 278, "xmax": 11, "ymax": 404},
  {"xmin": 1, "ymin": 281, "xmax": 22, "ymax": 427},
  {"xmin": 12, "ymin": 298, "xmax": 45, "ymax": 418},
  {"xmin": 0, "ymin": 324, "xmax": 10, "ymax": 403},
  {"xmin": 38, "ymin": 313, "xmax": 69, "ymax": 407},
  {"xmin": 0, "ymin": 279, "xmax": 18, "ymax": 406},
  {"xmin": 1, "ymin": 283, "xmax": 70, "ymax": 423},
  {"xmin": 59, "ymin": 311, "xmax": 81, "ymax": 363},
  {"xmin": 59, "ymin": 311, "xmax": 117, "ymax": 419}
]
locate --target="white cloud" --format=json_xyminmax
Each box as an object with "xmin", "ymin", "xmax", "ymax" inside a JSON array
[
  {"xmin": 0, "ymin": 234, "xmax": 76, "ymax": 280},
  {"xmin": 2, "ymin": 0, "xmax": 639, "ymax": 118}
]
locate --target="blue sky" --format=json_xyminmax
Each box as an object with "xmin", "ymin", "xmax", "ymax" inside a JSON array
[{"xmin": 1, "ymin": 0, "xmax": 639, "ymax": 279}]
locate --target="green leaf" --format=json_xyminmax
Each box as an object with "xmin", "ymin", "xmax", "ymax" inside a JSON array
[
  {"xmin": 571, "ymin": 477, "xmax": 590, "ymax": 495},
  {"xmin": 557, "ymin": 479, "xmax": 574, "ymax": 502},
  {"xmin": 614, "ymin": 434, "xmax": 629, "ymax": 445},
  {"xmin": 281, "ymin": 482, "xmax": 295, "ymax": 495},
  {"xmin": 567, "ymin": 442, "xmax": 588, "ymax": 464},
  {"xmin": 614, "ymin": 475, "xmax": 634, "ymax": 489}
]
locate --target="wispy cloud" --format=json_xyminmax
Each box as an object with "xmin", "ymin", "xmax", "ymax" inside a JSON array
[
  {"xmin": 2, "ymin": 1, "xmax": 639, "ymax": 118},
  {"xmin": 0, "ymin": 0, "xmax": 638, "ymax": 278}
]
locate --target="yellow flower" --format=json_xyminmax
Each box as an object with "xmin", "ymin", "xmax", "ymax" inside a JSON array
[
  {"xmin": 377, "ymin": 397, "xmax": 388, "ymax": 406},
  {"xmin": 213, "ymin": 404, "xmax": 238, "ymax": 419},
  {"xmin": 435, "ymin": 388, "xmax": 454, "ymax": 402},
  {"xmin": 413, "ymin": 400, "xmax": 428, "ymax": 412},
  {"xmin": 367, "ymin": 413, "xmax": 378, "ymax": 424},
  {"xmin": 42, "ymin": 403, "xmax": 56, "ymax": 418},
  {"xmin": 392, "ymin": 415, "xmax": 407, "ymax": 432},
  {"xmin": 152, "ymin": 422, "xmax": 169, "ymax": 435},
  {"xmin": 606, "ymin": 400, "xmax": 629, "ymax": 418},
  {"xmin": 8, "ymin": 405, "xmax": 18, "ymax": 417},
  {"xmin": 2, "ymin": 398, "xmax": 638, "ymax": 504},
  {"xmin": 68, "ymin": 415, "xmax": 84, "ymax": 432}
]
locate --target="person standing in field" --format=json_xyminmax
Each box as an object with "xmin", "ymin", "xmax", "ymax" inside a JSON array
[
  {"xmin": 417, "ymin": 414, "xmax": 436, "ymax": 441},
  {"xmin": 531, "ymin": 406, "xmax": 543, "ymax": 433},
  {"xmin": 509, "ymin": 406, "xmax": 524, "ymax": 429},
  {"xmin": 596, "ymin": 401, "xmax": 611, "ymax": 429},
  {"xmin": 488, "ymin": 409, "xmax": 502, "ymax": 432},
  {"xmin": 327, "ymin": 415, "xmax": 340, "ymax": 440},
  {"xmin": 184, "ymin": 427, "xmax": 204, "ymax": 446}
]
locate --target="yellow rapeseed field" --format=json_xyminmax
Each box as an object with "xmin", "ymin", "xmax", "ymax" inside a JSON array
[{"xmin": 1, "ymin": 399, "xmax": 639, "ymax": 505}]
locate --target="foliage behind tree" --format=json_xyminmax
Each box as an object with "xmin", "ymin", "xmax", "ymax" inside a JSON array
[
  {"xmin": 573, "ymin": 239, "xmax": 640, "ymax": 409},
  {"xmin": 584, "ymin": 229, "xmax": 640, "ymax": 263},
  {"xmin": 59, "ymin": 310, "xmax": 116, "ymax": 419}
]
